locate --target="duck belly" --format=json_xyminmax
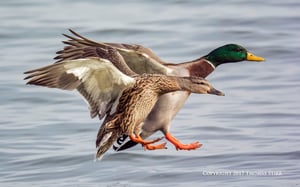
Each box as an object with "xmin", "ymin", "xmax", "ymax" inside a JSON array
[{"xmin": 141, "ymin": 91, "xmax": 191, "ymax": 136}]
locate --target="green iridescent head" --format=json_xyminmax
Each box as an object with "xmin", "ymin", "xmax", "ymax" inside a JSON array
[{"xmin": 203, "ymin": 44, "xmax": 265, "ymax": 67}]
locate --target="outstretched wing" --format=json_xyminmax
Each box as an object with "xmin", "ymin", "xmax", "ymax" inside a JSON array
[
  {"xmin": 54, "ymin": 29, "xmax": 173, "ymax": 75},
  {"xmin": 24, "ymin": 58, "xmax": 135, "ymax": 119}
]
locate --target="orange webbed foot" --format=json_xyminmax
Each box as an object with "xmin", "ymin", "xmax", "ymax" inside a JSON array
[
  {"xmin": 129, "ymin": 134, "xmax": 167, "ymax": 150},
  {"xmin": 143, "ymin": 142, "xmax": 167, "ymax": 150},
  {"xmin": 165, "ymin": 133, "xmax": 202, "ymax": 150}
]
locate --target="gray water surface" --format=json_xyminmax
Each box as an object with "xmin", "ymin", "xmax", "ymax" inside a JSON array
[{"xmin": 1, "ymin": 0, "xmax": 300, "ymax": 186}]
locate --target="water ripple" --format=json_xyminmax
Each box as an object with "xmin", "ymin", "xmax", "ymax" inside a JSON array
[{"xmin": 1, "ymin": 0, "xmax": 300, "ymax": 186}]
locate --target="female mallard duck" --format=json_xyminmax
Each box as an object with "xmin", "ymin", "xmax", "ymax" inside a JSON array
[
  {"xmin": 54, "ymin": 29, "xmax": 265, "ymax": 151},
  {"xmin": 24, "ymin": 47, "xmax": 224, "ymax": 159}
]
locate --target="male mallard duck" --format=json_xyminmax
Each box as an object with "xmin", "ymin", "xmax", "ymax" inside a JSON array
[
  {"xmin": 24, "ymin": 48, "xmax": 224, "ymax": 159},
  {"xmin": 54, "ymin": 29, "xmax": 265, "ymax": 151}
]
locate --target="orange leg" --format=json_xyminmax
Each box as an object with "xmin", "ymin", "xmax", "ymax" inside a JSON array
[
  {"xmin": 129, "ymin": 134, "xmax": 167, "ymax": 150},
  {"xmin": 165, "ymin": 133, "xmax": 202, "ymax": 150}
]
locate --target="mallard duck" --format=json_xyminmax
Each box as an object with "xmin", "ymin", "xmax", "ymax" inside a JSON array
[
  {"xmin": 54, "ymin": 29, "xmax": 265, "ymax": 151},
  {"xmin": 24, "ymin": 48, "xmax": 224, "ymax": 159}
]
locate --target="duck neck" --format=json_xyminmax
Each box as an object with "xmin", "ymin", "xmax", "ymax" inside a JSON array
[
  {"xmin": 176, "ymin": 77, "xmax": 194, "ymax": 91},
  {"xmin": 181, "ymin": 57, "xmax": 216, "ymax": 78},
  {"xmin": 154, "ymin": 76, "xmax": 198, "ymax": 93},
  {"xmin": 147, "ymin": 75, "xmax": 183, "ymax": 93}
]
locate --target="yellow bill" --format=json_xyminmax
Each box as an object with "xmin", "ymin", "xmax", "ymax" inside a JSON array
[{"xmin": 246, "ymin": 52, "xmax": 265, "ymax": 62}]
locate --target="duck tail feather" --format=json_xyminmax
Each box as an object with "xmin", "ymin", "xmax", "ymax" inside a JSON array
[{"xmin": 95, "ymin": 122, "xmax": 119, "ymax": 160}]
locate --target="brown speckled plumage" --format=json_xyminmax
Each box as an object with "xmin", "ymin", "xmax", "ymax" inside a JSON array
[{"xmin": 95, "ymin": 74, "xmax": 224, "ymax": 159}]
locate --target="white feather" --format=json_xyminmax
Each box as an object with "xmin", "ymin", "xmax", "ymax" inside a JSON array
[{"xmin": 66, "ymin": 66, "xmax": 89, "ymax": 79}]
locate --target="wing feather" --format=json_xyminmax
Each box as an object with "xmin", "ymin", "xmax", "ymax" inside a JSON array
[
  {"xmin": 54, "ymin": 29, "xmax": 173, "ymax": 75},
  {"xmin": 24, "ymin": 58, "xmax": 135, "ymax": 119}
]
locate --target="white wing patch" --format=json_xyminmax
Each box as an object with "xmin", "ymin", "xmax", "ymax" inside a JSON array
[
  {"xmin": 25, "ymin": 57, "xmax": 135, "ymax": 119},
  {"xmin": 66, "ymin": 66, "xmax": 90, "ymax": 79}
]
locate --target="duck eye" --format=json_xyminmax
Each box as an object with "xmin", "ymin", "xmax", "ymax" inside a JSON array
[{"xmin": 234, "ymin": 48, "xmax": 243, "ymax": 52}]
